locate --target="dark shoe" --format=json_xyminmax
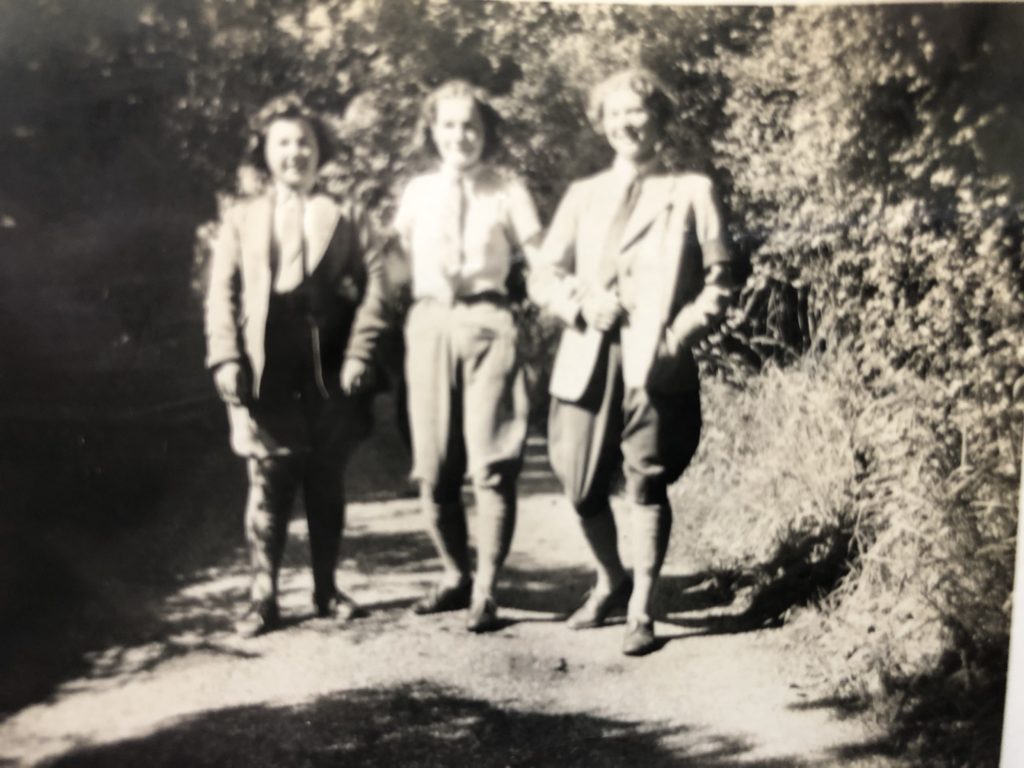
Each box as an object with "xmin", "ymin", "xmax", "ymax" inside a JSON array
[
  {"xmin": 622, "ymin": 618, "xmax": 658, "ymax": 656},
  {"xmin": 466, "ymin": 596, "xmax": 500, "ymax": 633},
  {"xmin": 316, "ymin": 591, "xmax": 369, "ymax": 623},
  {"xmin": 411, "ymin": 580, "xmax": 472, "ymax": 615},
  {"xmin": 566, "ymin": 577, "xmax": 633, "ymax": 630},
  {"xmin": 235, "ymin": 601, "xmax": 280, "ymax": 638}
]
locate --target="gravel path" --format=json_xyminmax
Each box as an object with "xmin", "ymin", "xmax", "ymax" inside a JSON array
[{"xmin": 0, "ymin": 432, "xmax": 906, "ymax": 767}]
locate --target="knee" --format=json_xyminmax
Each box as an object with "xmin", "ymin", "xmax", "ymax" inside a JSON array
[
  {"xmin": 245, "ymin": 496, "xmax": 275, "ymax": 541},
  {"xmin": 419, "ymin": 479, "xmax": 461, "ymax": 507},
  {"xmin": 305, "ymin": 460, "xmax": 346, "ymax": 508},
  {"xmin": 571, "ymin": 493, "xmax": 612, "ymax": 520},
  {"xmin": 471, "ymin": 462, "xmax": 517, "ymax": 496},
  {"xmin": 471, "ymin": 469, "xmax": 518, "ymax": 519},
  {"xmin": 623, "ymin": 474, "xmax": 669, "ymax": 507}
]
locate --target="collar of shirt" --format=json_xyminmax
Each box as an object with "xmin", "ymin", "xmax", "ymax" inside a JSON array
[
  {"xmin": 436, "ymin": 161, "xmax": 486, "ymax": 189},
  {"xmin": 272, "ymin": 180, "xmax": 313, "ymax": 206},
  {"xmin": 611, "ymin": 154, "xmax": 661, "ymax": 187}
]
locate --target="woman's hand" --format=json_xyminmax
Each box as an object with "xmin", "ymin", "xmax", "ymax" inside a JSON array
[
  {"xmin": 214, "ymin": 361, "xmax": 249, "ymax": 406},
  {"xmin": 581, "ymin": 289, "xmax": 626, "ymax": 332},
  {"xmin": 340, "ymin": 358, "xmax": 375, "ymax": 395}
]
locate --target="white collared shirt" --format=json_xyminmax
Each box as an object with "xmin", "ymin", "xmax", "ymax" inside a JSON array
[
  {"xmin": 271, "ymin": 181, "xmax": 314, "ymax": 293},
  {"xmin": 393, "ymin": 164, "xmax": 541, "ymax": 301}
]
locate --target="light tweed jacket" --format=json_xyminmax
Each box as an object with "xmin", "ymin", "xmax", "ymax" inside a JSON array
[
  {"xmin": 204, "ymin": 190, "xmax": 387, "ymax": 398},
  {"xmin": 533, "ymin": 164, "xmax": 734, "ymax": 401}
]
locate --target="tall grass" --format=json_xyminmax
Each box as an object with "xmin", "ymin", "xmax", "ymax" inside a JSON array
[{"xmin": 671, "ymin": 344, "xmax": 1018, "ymax": 745}]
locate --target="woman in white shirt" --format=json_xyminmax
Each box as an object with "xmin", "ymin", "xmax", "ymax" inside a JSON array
[{"xmin": 393, "ymin": 80, "xmax": 542, "ymax": 633}]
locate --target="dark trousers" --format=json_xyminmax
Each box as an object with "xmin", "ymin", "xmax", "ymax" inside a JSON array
[
  {"xmin": 548, "ymin": 337, "xmax": 702, "ymax": 516},
  {"xmin": 244, "ymin": 295, "xmax": 363, "ymax": 609}
]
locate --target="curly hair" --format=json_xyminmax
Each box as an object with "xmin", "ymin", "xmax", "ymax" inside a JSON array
[
  {"xmin": 245, "ymin": 93, "xmax": 335, "ymax": 174},
  {"xmin": 586, "ymin": 68, "xmax": 678, "ymax": 135},
  {"xmin": 414, "ymin": 79, "xmax": 502, "ymax": 161}
]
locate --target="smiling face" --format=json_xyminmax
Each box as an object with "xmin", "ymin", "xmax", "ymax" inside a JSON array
[
  {"xmin": 430, "ymin": 95, "xmax": 485, "ymax": 172},
  {"xmin": 263, "ymin": 117, "xmax": 319, "ymax": 191},
  {"xmin": 602, "ymin": 86, "xmax": 659, "ymax": 163}
]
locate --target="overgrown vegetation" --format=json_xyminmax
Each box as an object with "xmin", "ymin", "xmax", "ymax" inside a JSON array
[{"xmin": 1, "ymin": 2, "xmax": 1020, "ymax": 760}]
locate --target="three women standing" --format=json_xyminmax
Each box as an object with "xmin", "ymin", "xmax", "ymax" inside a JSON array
[{"xmin": 207, "ymin": 69, "xmax": 732, "ymax": 654}]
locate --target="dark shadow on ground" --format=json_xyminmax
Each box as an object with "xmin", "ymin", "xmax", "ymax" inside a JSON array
[
  {"xmin": 499, "ymin": 563, "xmax": 593, "ymax": 616},
  {"xmin": 786, "ymin": 695, "xmax": 868, "ymax": 717},
  {"xmin": 873, "ymin": 659, "xmax": 1008, "ymax": 768},
  {"xmin": 0, "ymin": 397, "xmax": 426, "ymax": 716},
  {"xmin": 345, "ymin": 526, "xmax": 439, "ymax": 576},
  {"xmin": 41, "ymin": 681, "xmax": 803, "ymax": 768}
]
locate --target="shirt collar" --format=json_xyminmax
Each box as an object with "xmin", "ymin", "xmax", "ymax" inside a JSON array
[
  {"xmin": 437, "ymin": 161, "xmax": 485, "ymax": 185},
  {"xmin": 273, "ymin": 179, "xmax": 313, "ymax": 204},
  {"xmin": 611, "ymin": 154, "xmax": 660, "ymax": 185}
]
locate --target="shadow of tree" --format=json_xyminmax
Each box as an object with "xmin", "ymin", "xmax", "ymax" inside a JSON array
[
  {"xmin": 872, "ymin": 660, "xmax": 1008, "ymax": 768},
  {"xmin": 345, "ymin": 525, "xmax": 439, "ymax": 576},
  {"xmin": 498, "ymin": 557, "xmax": 593, "ymax": 616},
  {"xmin": 41, "ymin": 681, "xmax": 802, "ymax": 768}
]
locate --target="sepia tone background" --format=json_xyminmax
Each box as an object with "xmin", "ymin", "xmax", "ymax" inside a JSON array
[{"xmin": 1, "ymin": 2, "xmax": 1022, "ymax": 766}]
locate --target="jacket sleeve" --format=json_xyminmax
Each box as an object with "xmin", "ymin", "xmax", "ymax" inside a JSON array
[
  {"xmin": 528, "ymin": 182, "xmax": 587, "ymax": 327},
  {"xmin": 342, "ymin": 201, "xmax": 389, "ymax": 364},
  {"xmin": 204, "ymin": 204, "xmax": 244, "ymax": 370},
  {"xmin": 666, "ymin": 176, "xmax": 735, "ymax": 350}
]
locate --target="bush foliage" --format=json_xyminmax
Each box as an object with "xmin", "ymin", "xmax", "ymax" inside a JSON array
[{"xmin": 1, "ymin": 0, "xmax": 1021, "ymax": 746}]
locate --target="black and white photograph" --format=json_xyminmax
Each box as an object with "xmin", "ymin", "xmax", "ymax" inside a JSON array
[{"xmin": 1, "ymin": 1, "xmax": 1022, "ymax": 765}]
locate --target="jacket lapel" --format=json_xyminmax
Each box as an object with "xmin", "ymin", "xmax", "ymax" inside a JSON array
[
  {"xmin": 242, "ymin": 193, "xmax": 273, "ymax": 290},
  {"xmin": 305, "ymin": 194, "xmax": 342, "ymax": 274},
  {"xmin": 618, "ymin": 175, "xmax": 675, "ymax": 255},
  {"xmin": 579, "ymin": 170, "xmax": 621, "ymax": 281}
]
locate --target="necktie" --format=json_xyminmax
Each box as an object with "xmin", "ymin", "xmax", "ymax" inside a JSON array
[
  {"xmin": 440, "ymin": 175, "xmax": 467, "ymax": 284},
  {"xmin": 599, "ymin": 178, "xmax": 641, "ymax": 289},
  {"xmin": 274, "ymin": 192, "xmax": 305, "ymax": 292}
]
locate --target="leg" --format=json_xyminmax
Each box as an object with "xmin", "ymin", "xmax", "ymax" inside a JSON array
[
  {"xmin": 419, "ymin": 481, "xmax": 472, "ymax": 591},
  {"xmin": 548, "ymin": 339, "xmax": 631, "ymax": 624},
  {"xmin": 303, "ymin": 457, "xmax": 349, "ymax": 615},
  {"xmin": 302, "ymin": 374, "xmax": 376, "ymax": 619},
  {"xmin": 405, "ymin": 300, "xmax": 473, "ymax": 611},
  {"xmin": 619, "ymin": 387, "xmax": 702, "ymax": 654},
  {"xmin": 577, "ymin": 501, "xmax": 628, "ymax": 595},
  {"xmin": 459, "ymin": 303, "xmax": 529, "ymax": 631},
  {"xmin": 242, "ymin": 454, "xmax": 301, "ymax": 634},
  {"xmin": 470, "ymin": 468, "xmax": 517, "ymax": 603},
  {"xmin": 626, "ymin": 500, "xmax": 673, "ymax": 624}
]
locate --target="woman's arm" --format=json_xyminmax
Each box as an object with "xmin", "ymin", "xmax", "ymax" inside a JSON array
[
  {"xmin": 204, "ymin": 204, "xmax": 245, "ymax": 371},
  {"xmin": 528, "ymin": 182, "xmax": 587, "ymax": 326},
  {"xmin": 341, "ymin": 201, "xmax": 389, "ymax": 370},
  {"xmin": 664, "ymin": 176, "xmax": 734, "ymax": 350}
]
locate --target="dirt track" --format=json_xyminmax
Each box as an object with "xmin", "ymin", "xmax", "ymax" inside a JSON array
[{"xmin": 0, "ymin": 417, "xmax": 907, "ymax": 767}]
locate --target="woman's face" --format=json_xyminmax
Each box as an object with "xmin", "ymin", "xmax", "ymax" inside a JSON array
[
  {"xmin": 431, "ymin": 95, "xmax": 485, "ymax": 172},
  {"xmin": 263, "ymin": 117, "xmax": 319, "ymax": 191},
  {"xmin": 602, "ymin": 86, "xmax": 658, "ymax": 163}
]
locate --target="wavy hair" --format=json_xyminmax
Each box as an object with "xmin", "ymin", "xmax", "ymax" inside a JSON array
[
  {"xmin": 413, "ymin": 79, "xmax": 502, "ymax": 161},
  {"xmin": 245, "ymin": 93, "xmax": 335, "ymax": 174},
  {"xmin": 586, "ymin": 68, "xmax": 678, "ymax": 135}
]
